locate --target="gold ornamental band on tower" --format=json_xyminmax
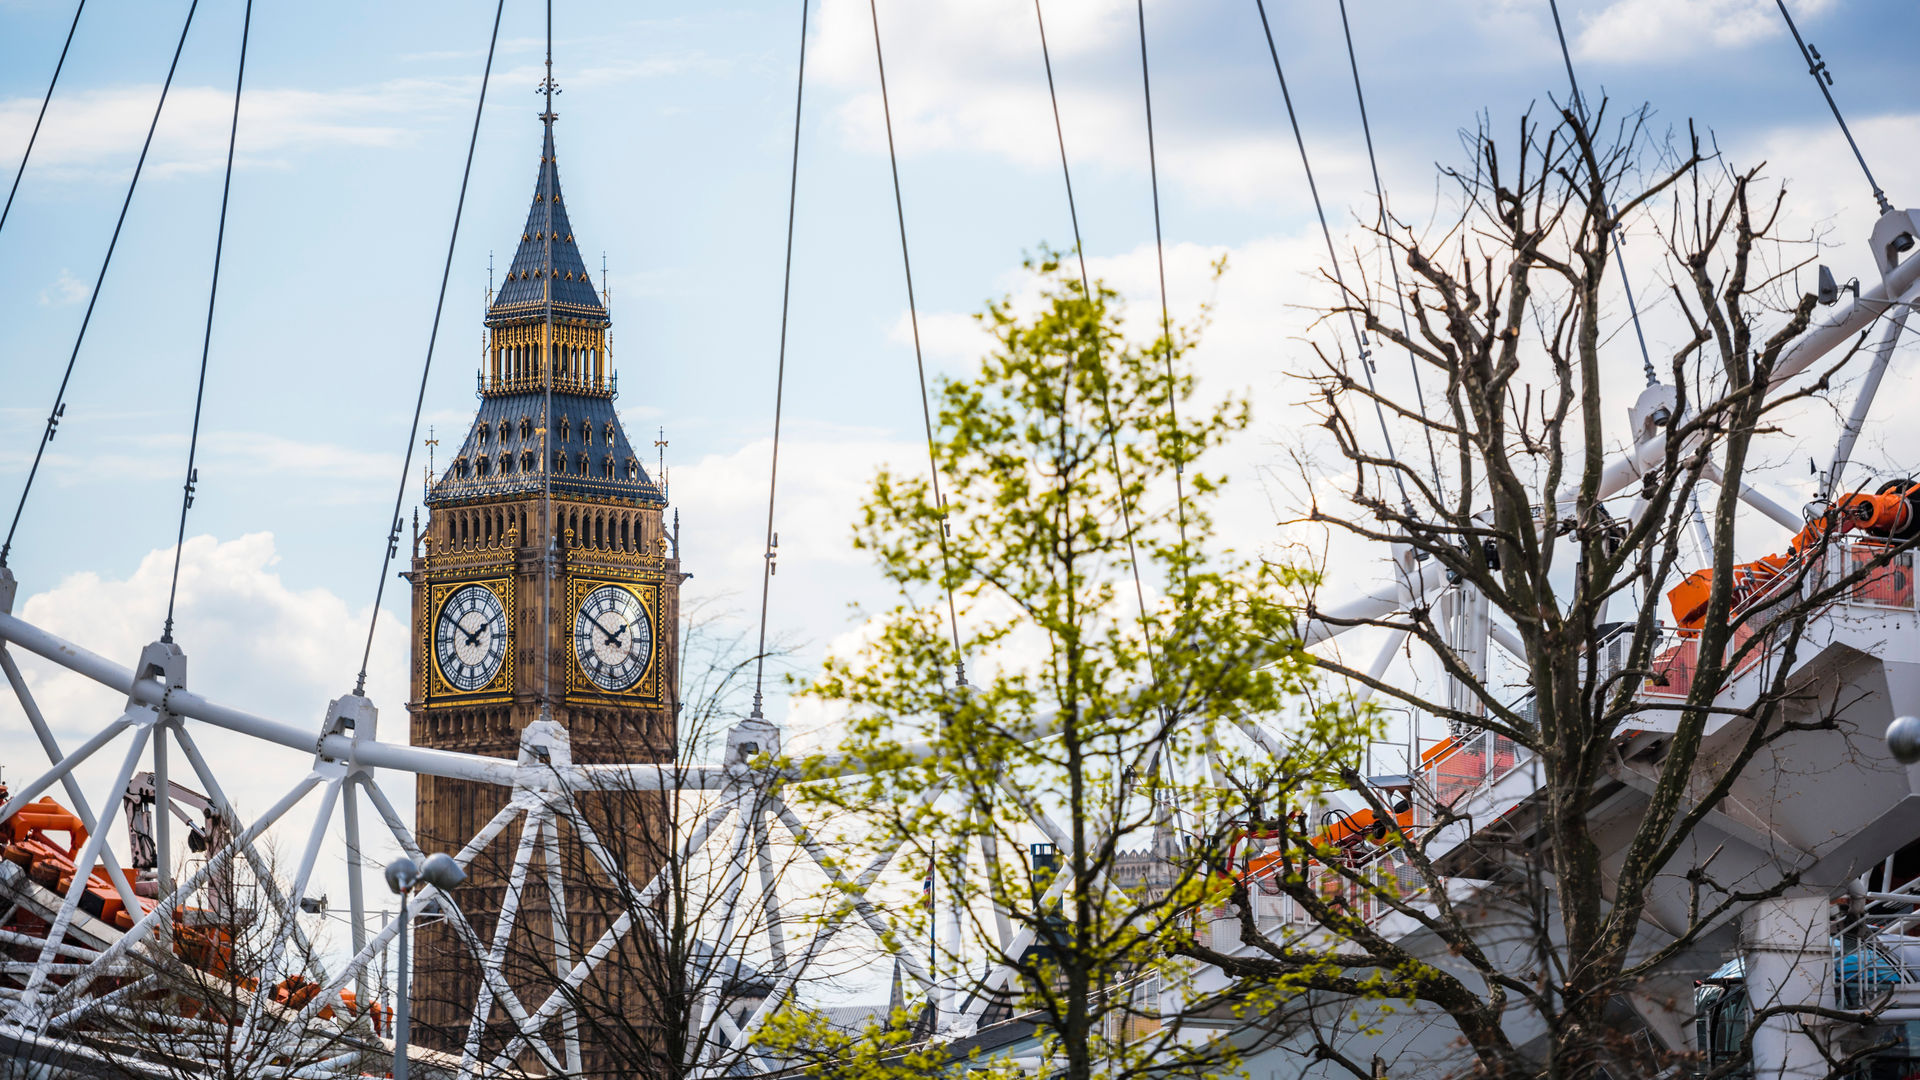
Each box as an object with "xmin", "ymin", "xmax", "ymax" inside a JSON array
[{"xmin": 402, "ymin": 105, "xmax": 681, "ymax": 1078}]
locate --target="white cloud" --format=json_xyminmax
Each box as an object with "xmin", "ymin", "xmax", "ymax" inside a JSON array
[
  {"xmin": 75, "ymin": 41, "xmax": 718, "ymax": 181},
  {"xmin": 3, "ymin": 531, "xmax": 406, "ymax": 775},
  {"xmin": 1739, "ymin": 110, "xmax": 1919, "ymax": 241},
  {"xmin": 866, "ymin": 88, "xmax": 1920, "ymax": 627},
  {"xmin": 889, "ymin": 308, "xmax": 995, "ymax": 362},
  {"xmin": 0, "ymin": 80, "xmax": 464, "ymax": 181},
  {"xmin": 672, "ymin": 428, "xmax": 926, "ymax": 603},
  {"xmin": 810, "ymin": 0, "xmax": 1337, "ymax": 208},
  {"xmin": 1575, "ymin": 0, "xmax": 1838, "ymax": 64},
  {"xmin": 0, "ymin": 533, "xmax": 410, "ymax": 957},
  {"xmin": 0, "ymin": 429, "xmax": 403, "ymax": 506},
  {"xmin": 35, "ymin": 268, "xmax": 87, "ymax": 307}
]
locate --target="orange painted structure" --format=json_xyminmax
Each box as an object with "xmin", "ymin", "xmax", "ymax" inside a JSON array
[
  {"xmin": 0, "ymin": 784, "xmax": 390, "ymax": 1036},
  {"xmin": 1667, "ymin": 481, "xmax": 1920, "ymax": 630}
]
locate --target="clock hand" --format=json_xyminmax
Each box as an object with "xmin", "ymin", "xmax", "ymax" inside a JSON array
[{"xmin": 590, "ymin": 615, "xmax": 627, "ymax": 647}]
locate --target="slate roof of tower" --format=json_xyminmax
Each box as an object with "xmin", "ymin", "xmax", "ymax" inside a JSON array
[
  {"xmin": 428, "ymin": 116, "xmax": 662, "ymax": 508},
  {"xmin": 488, "ymin": 118, "xmax": 606, "ymax": 323},
  {"xmin": 426, "ymin": 391, "xmax": 664, "ymax": 507}
]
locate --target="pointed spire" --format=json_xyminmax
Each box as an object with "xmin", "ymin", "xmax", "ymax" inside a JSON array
[{"xmin": 487, "ymin": 118, "xmax": 604, "ymax": 322}]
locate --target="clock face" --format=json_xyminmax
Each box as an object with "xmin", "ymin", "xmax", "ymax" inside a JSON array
[
  {"xmin": 573, "ymin": 584, "xmax": 654, "ymax": 692},
  {"xmin": 434, "ymin": 584, "xmax": 508, "ymax": 692}
]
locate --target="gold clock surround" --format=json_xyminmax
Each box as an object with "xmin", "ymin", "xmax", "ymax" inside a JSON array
[
  {"xmin": 421, "ymin": 576, "xmax": 515, "ymax": 703},
  {"xmin": 567, "ymin": 575, "xmax": 662, "ymax": 702}
]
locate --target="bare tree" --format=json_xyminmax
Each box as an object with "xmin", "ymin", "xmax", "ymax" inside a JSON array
[
  {"xmin": 51, "ymin": 841, "xmax": 391, "ymax": 1080},
  {"xmin": 411, "ymin": 605, "xmax": 853, "ymax": 1080},
  {"xmin": 1173, "ymin": 101, "xmax": 1920, "ymax": 1079}
]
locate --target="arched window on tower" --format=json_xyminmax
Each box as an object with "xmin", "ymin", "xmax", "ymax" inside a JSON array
[
  {"xmin": 602, "ymin": 455, "xmax": 614, "ymax": 478},
  {"xmin": 554, "ymin": 451, "xmax": 566, "ymax": 474},
  {"xmin": 605, "ymin": 422, "xmax": 616, "ymax": 444},
  {"xmin": 476, "ymin": 456, "xmax": 491, "ymax": 478},
  {"xmin": 578, "ymin": 453, "xmax": 590, "ymax": 475},
  {"xmin": 520, "ymin": 416, "xmax": 532, "ymax": 441},
  {"xmin": 581, "ymin": 423, "xmax": 592, "ymax": 448},
  {"xmin": 522, "ymin": 451, "xmax": 536, "ymax": 473},
  {"xmin": 625, "ymin": 458, "xmax": 637, "ymax": 481},
  {"xmin": 560, "ymin": 418, "xmax": 570, "ymax": 443}
]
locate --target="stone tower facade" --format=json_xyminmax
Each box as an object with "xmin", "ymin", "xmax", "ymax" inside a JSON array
[{"xmin": 404, "ymin": 109, "xmax": 678, "ymax": 1074}]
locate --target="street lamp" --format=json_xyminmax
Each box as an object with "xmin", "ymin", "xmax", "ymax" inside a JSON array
[
  {"xmin": 1887, "ymin": 715, "xmax": 1920, "ymax": 764},
  {"xmin": 385, "ymin": 852, "xmax": 465, "ymax": 1080}
]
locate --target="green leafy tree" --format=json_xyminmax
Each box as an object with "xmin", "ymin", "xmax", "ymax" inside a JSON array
[{"xmin": 761, "ymin": 255, "xmax": 1364, "ymax": 1080}]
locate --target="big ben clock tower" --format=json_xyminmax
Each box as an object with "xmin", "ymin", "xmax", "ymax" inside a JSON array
[{"xmin": 405, "ymin": 97, "xmax": 679, "ymax": 1065}]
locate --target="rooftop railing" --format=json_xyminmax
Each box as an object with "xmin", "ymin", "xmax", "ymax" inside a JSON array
[
  {"xmin": 478, "ymin": 369, "xmax": 618, "ymax": 400},
  {"xmin": 1645, "ymin": 537, "xmax": 1916, "ymax": 701}
]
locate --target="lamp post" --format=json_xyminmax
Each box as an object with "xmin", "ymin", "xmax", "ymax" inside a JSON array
[
  {"xmin": 385, "ymin": 852, "xmax": 465, "ymax": 1080},
  {"xmin": 1889, "ymin": 715, "xmax": 1920, "ymax": 764}
]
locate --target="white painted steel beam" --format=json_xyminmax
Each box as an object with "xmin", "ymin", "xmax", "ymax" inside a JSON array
[
  {"xmin": 1827, "ymin": 303, "xmax": 1913, "ymax": 498},
  {"xmin": 36, "ymin": 773, "xmax": 322, "ymax": 1018},
  {"xmin": 1699, "ymin": 460, "xmax": 1803, "ymax": 533},
  {"xmin": 0, "ymin": 711, "xmax": 135, "ymax": 826},
  {"xmin": 0, "ymin": 647, "xmax": 142, "ymax": 916},
  {"xmin": 0, "ymin": 609, "xmax": 726, "ymax": 791},
  {"xmin": 458, "ymin": 806, "xmax": 542, "ymax": 1075},
  {"xmin": 1578, "ymin": 268, "xmax": 1920, "ymax": 515},
  {"xmin": 14, "ymin": 722, "xmax": 152, "ymax": 1015}
]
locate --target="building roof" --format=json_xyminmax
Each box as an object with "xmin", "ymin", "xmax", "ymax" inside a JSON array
[
  {"xmin": 428, "ymin": 114, "xmax": 663, "ymax": 509},
  {"xmin": 426, "ymin": 390, "xmax": 664, "ymax": 506},
  {"xmin": 488, "ymin": 116, "xmax": 606, "ymax": 324}
]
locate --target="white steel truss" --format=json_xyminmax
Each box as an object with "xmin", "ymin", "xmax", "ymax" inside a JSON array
[{"xmin": 0, "ymin": 206, "xmax": 1914, "ymax": 1079}]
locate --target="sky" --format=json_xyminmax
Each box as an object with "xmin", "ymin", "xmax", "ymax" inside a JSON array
[{"xmin": 0, "ymin": 0, "xmax": 1916, "ymax": 995}]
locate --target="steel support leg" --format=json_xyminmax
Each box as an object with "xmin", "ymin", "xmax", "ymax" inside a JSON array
[
  {"xmin": 0, "ymin": 711, "xmax": 136, "ymax": 826},
  {"xmin": 0, "ymin": 647, "xmax": 141, "ymax": 914},
  {"xmin": 39, "ymin": 773, "xmax": 321, "ymax": 1016},
  {"xmin": 538, "ymin": 806, "xmax": 583, "ymax": 1077},
  {"xmin": 232, "ymin": 774, "xmax": 342, "ymax": 1058},
  {"xmin": 342, "ymin": 778, "xmax": 369, "ymax": 1006},
  {"xmin": 458, "ymin": 807, "xmax": 541, "ymax": 1076},
  {"xmin": 15, "ymin": 720, "xmax": 152, "ymax": 1016}
]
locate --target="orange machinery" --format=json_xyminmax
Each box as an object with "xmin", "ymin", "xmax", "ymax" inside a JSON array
[
  {"xmin": 0, "ymin": 784, "xmax": 388, "ymax": 1035},
  {"xmin": 1667, "ymin": 480, "xmax": 1920, "ymax": 631},
  {"xmin": 1214, "ymin": 801, "xmax": 1418, "ymax": 898},
  {"xmin": 0, "ymin": 792, "xmax": 144, "ymax": 932}
]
